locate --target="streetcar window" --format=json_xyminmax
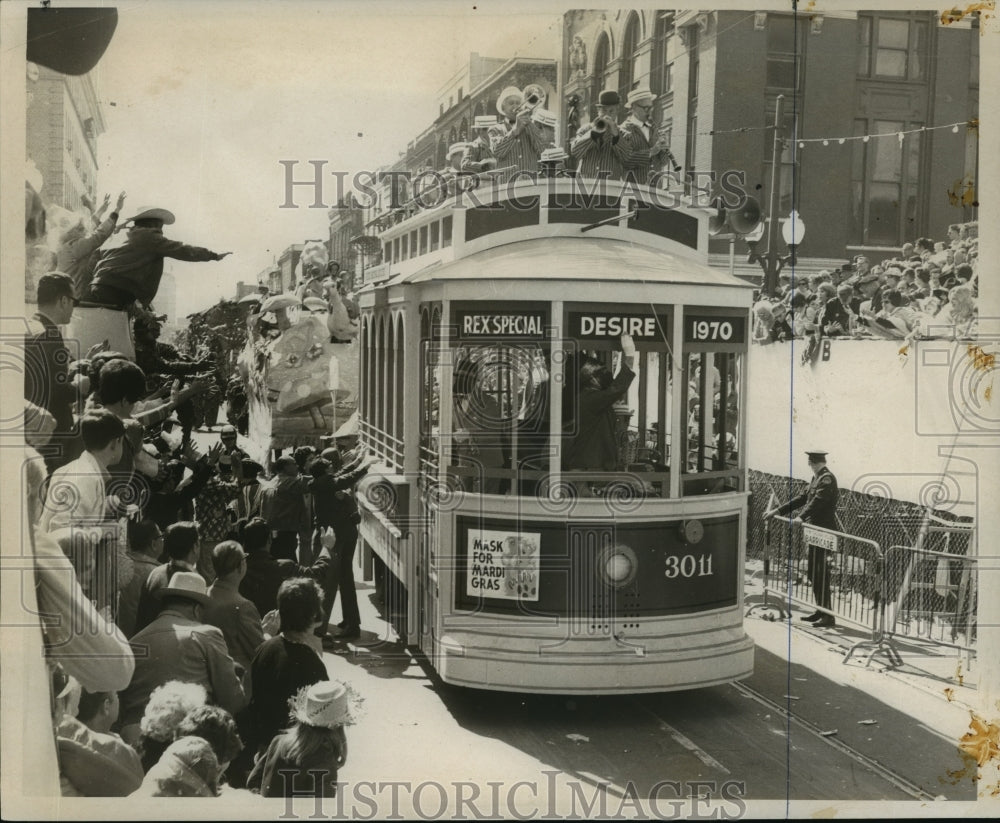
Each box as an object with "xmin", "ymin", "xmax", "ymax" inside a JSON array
[
  {"xmin": 448, "ymin": 345, "xmax": 551, "ymax": 496},
  {"xmin": 560, "ymin": 307, "xmax": 673, "ymax": 499},
  {"xmin": 383, "ymin": 242, "xmax": 392, "ymax": 264},
  {"xmin": 401, "ymin": 235, "xmax": 408, "ymax": 259},
  {"xmin": 419, "ymin": 225, "xmax": 428, "ymax": 255},
  {"xmin": 409, "ymin": 230, "xmax": 418, "ymax": 259},
  {"xmin": 682, "ymin": 351, "xmax": 742, "ymax": 495},
  {"xmin": 442, "ymin": 215, "xmax": 453, "ymax": 247},
  {"xmin": 420, "ymin": 306, "xmax": 442, "ymax": 476},
  {"xmin": 430, "ymin": 221, "xmax": 440, "ymax": 251}
]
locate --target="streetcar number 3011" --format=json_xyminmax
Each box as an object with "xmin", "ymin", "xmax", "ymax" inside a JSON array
[
  {"xmin": 691, "ymin": 320, "xmax": 733, "ymax": 341},
  {"xmin": 665, "ymin": 553, "xmax": 714, "ymax": 578}
]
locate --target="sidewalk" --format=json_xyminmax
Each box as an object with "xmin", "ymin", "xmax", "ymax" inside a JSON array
[{"xmin": 742, "ymin": 569, "xmax": 981, "ymax": 745}]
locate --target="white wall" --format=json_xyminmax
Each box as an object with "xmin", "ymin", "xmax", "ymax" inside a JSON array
[{"xmin": 746, "ymin": 338, "xmax": 995, "ymax": 518}]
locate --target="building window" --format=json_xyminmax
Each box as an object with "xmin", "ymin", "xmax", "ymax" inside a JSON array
[
  {"xmin": 618, "ymin": 13, "xmax": 640, "ymax": 102},
  {"xmin": 761, "ymin": 96, "xmax": 800, "ymax": 217},
  {"xmin": 851, "ymin": 118, "xmax": 924, "ymax": 245},
  {"xmin": 970, "ymin": 19, "xmax": 979, "ymax": 87},
  {"xmin": 683, "ymin": 25, "xmax": 699, "ymax": 194},
  {"xmin": 766, "ymin": 14, "xmax": 804, "ymax": 92},
  {"xmin": 858, "ymin": 14, "xmax": 930, "ymax": 81},
  {"xmin": 591, "ymin": 32, "xmax": 610, "ymax": 115},
  {"xmin": 650, "ymin": 12, "xmax": 675, "ymax": 99}
]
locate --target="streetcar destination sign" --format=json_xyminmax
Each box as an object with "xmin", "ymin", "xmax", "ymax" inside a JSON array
[
  {"xmin": 455, "ymin": 310, "xmax": 547, "ymax": 339},
  {"xmin": 568, "ymin": 311, "xmax": 668, "ymax": 341},
  {"xmin": 684, "ymin": 314, "xmax": 747, "ymax": 344}
]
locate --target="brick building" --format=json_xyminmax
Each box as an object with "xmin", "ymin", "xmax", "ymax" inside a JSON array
[
  {"xmin": 355, "ymin": 53, "xmax": 558, "ymax": 223},
  {"xmin": 25, "ymin": 63, "xmax": 106, "ymax": 213},
  {"xmin": 560, "ymin": 9, "xmax": 980, "ymax": 274}
]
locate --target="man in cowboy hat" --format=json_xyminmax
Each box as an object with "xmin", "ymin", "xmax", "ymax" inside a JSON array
[
  {"xmin": 86, "ymin": 206, "xmax": 232, "ymax": 311},
  {"xmin": 492, "ymin": 86, "xmax": 545, "ymax": 178},
  {"xmin": 569, "ymin": 89, "xmax": 629, "ymax": 180},
  {"xmin": 620, "ymin": 88, "xmax": 673, "ymax": 184},
  {"xmin": 766, "ymin": 450, "xmax": 839, "ymax": 628},
  {"xmin": 462, "ymin": 115, "xmax": 499, "ymax": 174},
  {"xmin": 121, "ymin": 570, "xmax": 247, "ymax": 733}
]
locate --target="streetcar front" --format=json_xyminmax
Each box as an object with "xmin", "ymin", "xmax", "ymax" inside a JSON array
[{"xmin": 357, "ymin": 179, "xmax": 754, "ymax": 693}]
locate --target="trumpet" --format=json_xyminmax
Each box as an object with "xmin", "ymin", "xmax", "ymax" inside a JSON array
[{"xmin": 591, "ymin": 116, "xmax": 610, "ymax": 134}]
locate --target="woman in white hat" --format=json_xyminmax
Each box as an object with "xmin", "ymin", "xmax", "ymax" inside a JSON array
[{"xmin": 245, "ymin": 680, "xmax": 362, "ymax": 798}]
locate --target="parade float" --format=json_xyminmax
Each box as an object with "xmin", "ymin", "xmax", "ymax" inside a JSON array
[{"xmin": 240, "ymin": 240, "xmax": 359, "ymax": 454}]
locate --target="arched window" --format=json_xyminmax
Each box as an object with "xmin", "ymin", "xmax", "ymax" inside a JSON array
[
  {"xmin": 591, "ymin": 32, "xmax": 610, "ymax": 117},
  {"xmin": 360, "ymin": 318, "xmax": 369, "ymax": 429},
  {"xmin": 385, "ymin": 313, "xmax": 396, "ymax": 462},
  {"xmin": 394, "ymin": 313, "xmax": 405, "ymax": 467},
  {"xmin": 459, "ymin": 117, "xmax": 469, "ymax": 141},
  {"xmin": 618, "ymin": 14, "xmax": 640, "ymax": 102},
  {"xmin": 650, "ymin": 12, "xmax": 675, "ymax": 98}
]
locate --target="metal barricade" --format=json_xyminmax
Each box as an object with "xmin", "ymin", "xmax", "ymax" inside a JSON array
[
  {"xmin": 746, "ymin": 520, "xmax": 902, "ymax": 668},
  {"xmin": 884, "ymin": 538, "xmax": 977, "ymax": 669}
]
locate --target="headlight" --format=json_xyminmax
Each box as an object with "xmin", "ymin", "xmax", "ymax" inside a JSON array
[{"xmin": 599, "ymin": 544, "xmax": 638, "ymax": 587}]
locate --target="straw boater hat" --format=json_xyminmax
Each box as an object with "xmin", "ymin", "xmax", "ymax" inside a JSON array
[
  {"xmin": 129, "ymin": 206, "xmax": 176, "ymax": 225},
  {"xmin": 531, "ymin": 109, "xmax": 557, "ymax": 129},
  {"xmin": 472, "ymin": 115, "xmax": 498, "ymax": 130},
  {"xmin": 626, "ymin": 88, "xmax": 656, "ymax": 107},
  {"xmin": 289, "ymin": 681, "xmax": 363, "ymax": 729},
  {"xmin": 447, "ymin": 142, "xmax": 468, "ymax": 159},
  {"xmin": 496, "ymin": 86, "xmax": 523, "ymax": 115},
  {"xmin": 540, "ymin": 147, "xmax": 569, "ymax": 163}
]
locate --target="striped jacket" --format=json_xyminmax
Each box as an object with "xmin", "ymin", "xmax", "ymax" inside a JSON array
[
  {"xmin": 492, "ymin": 120, "xmax": 544, "ymax": 178},
  {"xmin": 569, "ymin": 127, "xmax": 629, "ymax": 180},
  {"xmin": 618, "ymin": 118, "xmax": 670, "ymax": 184}
]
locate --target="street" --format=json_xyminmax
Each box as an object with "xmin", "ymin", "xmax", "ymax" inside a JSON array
[{"xmin": 307, "ymin": 574, "xmax": 975, "ymax": 814}]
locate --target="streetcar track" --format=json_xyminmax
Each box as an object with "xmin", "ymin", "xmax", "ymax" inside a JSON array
[
  {"xmin": 728, "ymin": 680, "xmax": 941, "ymax": 802},
  {"xmin": 628, "ymin": 699, "xmax": 731, "ymax": 774}
]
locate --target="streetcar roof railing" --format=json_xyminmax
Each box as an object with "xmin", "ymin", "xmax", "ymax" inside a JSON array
[{"xmin": 369, "ymin": 178, "xmax": 723, "ymax": 283}]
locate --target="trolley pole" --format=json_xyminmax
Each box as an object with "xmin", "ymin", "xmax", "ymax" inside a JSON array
[{"xmin": 762, "ymin": 95, "xmax": 785, "ymax": 297}]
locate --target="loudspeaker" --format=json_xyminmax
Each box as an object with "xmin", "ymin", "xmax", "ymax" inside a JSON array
[
  {"xmin": 708, "ymin": 197, "xmax": 728, "ymax": 236},
  {"xmin": 729, "ymin": 195, "xmax": 762, "ymax": 236}
]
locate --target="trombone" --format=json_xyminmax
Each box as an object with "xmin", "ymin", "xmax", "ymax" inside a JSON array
[{"xmin": 516, "ymin": 83, "xmax": 546, "ymax": 116}]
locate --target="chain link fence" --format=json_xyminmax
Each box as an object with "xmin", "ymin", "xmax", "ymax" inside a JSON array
[{"xmin": 746, "ymin": 469, "xmax": 977, "ymax": 670}]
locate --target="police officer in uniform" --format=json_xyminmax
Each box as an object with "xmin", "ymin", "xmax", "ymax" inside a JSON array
[{"xmin": 767, "ymin": 449, "xmax": 838, "ymax": 627}]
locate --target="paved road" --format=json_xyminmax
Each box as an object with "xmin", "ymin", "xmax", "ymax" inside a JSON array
[
  {"xmin": 191, "ymin": 429, "xmax": 974, "ymax": 813},
  {"xmin": 310, "ymin": 577, "xmax": 974, "ymax": 816}
]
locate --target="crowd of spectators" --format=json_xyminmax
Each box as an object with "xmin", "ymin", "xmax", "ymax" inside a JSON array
[
  {"xmin": 751, "ymin": 222, "xmax": 980, "ymax": 354},
  {"xmin": 22, "ymin": 258, "xmax": 372, "ymax": 798}
]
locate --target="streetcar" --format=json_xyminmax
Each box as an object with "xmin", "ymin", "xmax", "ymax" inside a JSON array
[{"xmin": 355, "ymin": 176, "xmax": 754, "ymax": 693}]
